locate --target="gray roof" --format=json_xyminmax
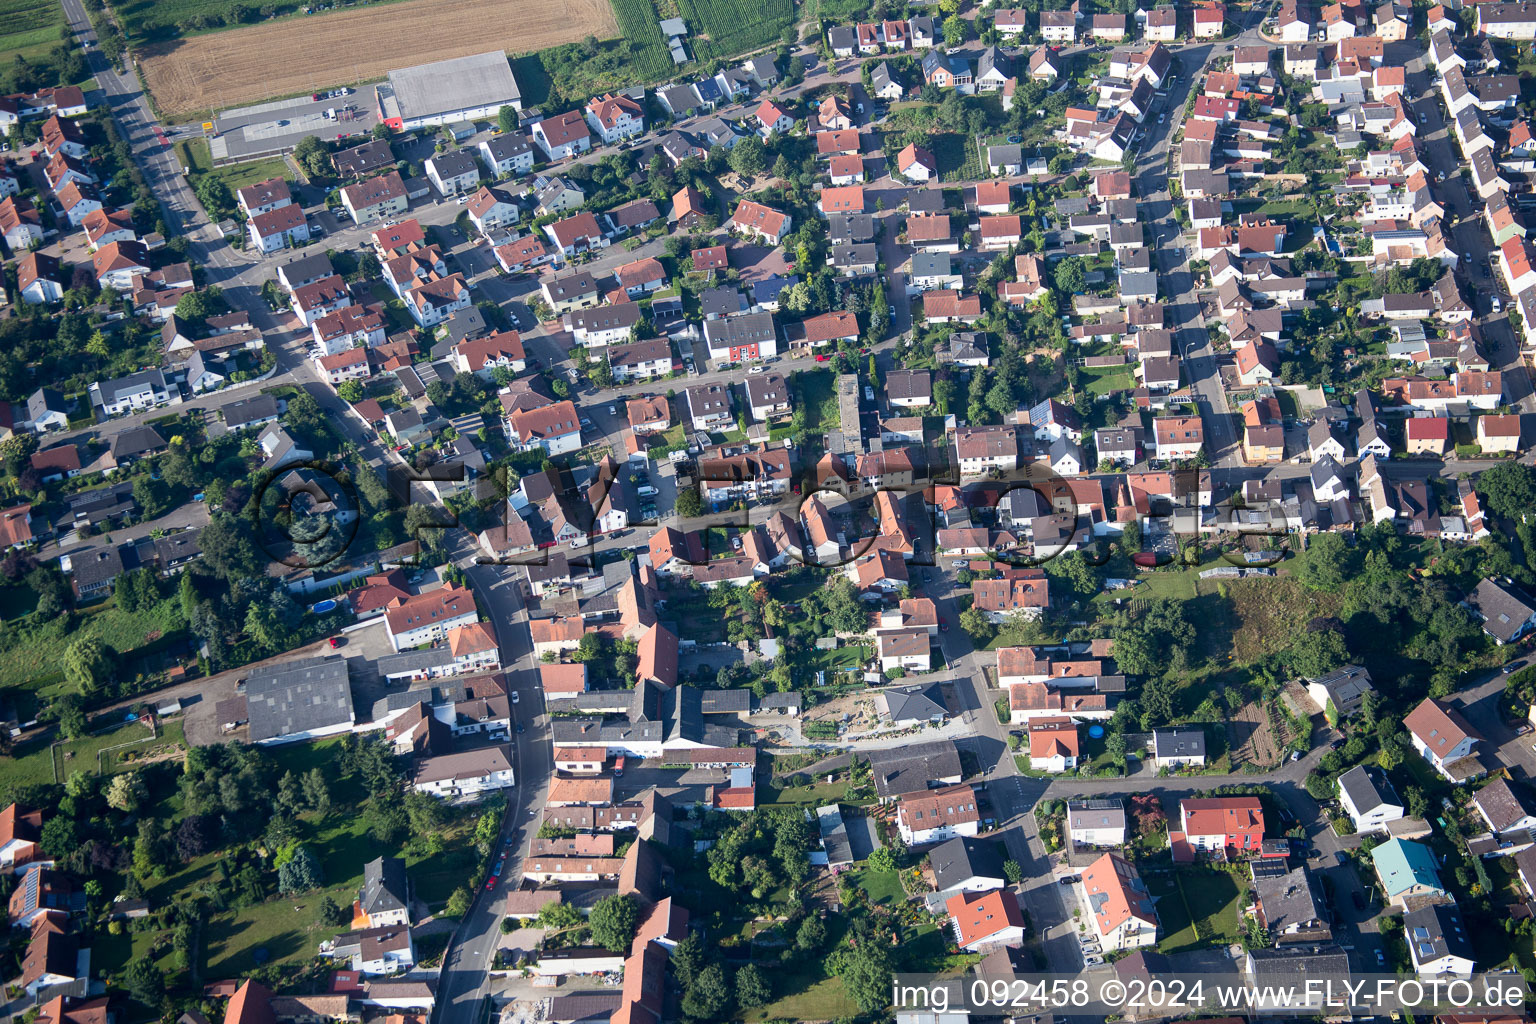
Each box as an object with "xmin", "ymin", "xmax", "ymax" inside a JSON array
[
  {"xmin": 68, "ymin": 544, "xmax": 123, "ymax": 589},
  {"xmin": 153, "ymin": 529, "xmax": 202, "ymax": 569},
  {"xmin": 1468, "ymin": 577, "xmax": 1536, "ymax": 643},
  {"xmin": 1152, "ymin": 727, "xmax": 1205, "ymax": 758},
  {"xmin": 1067, "ymin": 797, "xmax": 1126, "ymax": 833},
  {"xmin": 429, "ymin": 149, "xmax": 480, "ymax": 180},
  {"xmin": 699, "ymin": 688, "xmax": 752, "ymax": 714},
  {"xmin": 243, "ymin": 656, "xmax": 354, "ymax": 742},
  {"xmin": 376, "ymin": 648, "xmax": 457, "ymax": 677},
  {"xmin": 27, "ymin": 387, "xmax": 64, "ymax": 422},
  {"xmin": 482, "ymin": 134, "xmax": 532, "ymax": 164},
  {"xmin": 1247, "ymin": 944, "xmax": 1350, "ymax": 981},
  {"xmin": 387, "ymin": 50, "xmax": 521, "ymax": 122},
  {"xmin": 1251, "ymin": 862, "xmax": 1329, "ymax": 941},
  {"xmin": 883, "ymin": 682, "xmax": 947, "ymax": 723},
  {"xmin": 1339, "ymin": 764, "xmax": 1399, "ymax": 815},
  {"xmin": 221, "ymin": 394, "xmax": 279, "ymax": 428},
  {"xmin": 279, "ymin": 252, "xmax": 334, "ymax": 285},
  {"xmin": 828, "ymin": 213, "xmax": 876, "ymax": 244},
  {"xmin": 817, "ymin": 804, "xmax": 853, "ymax": 866},
  {"xmin": 911, "ymin": 252, "xmax": 953, "ymax": 278},
  {"xmin": 111, "ymin": 425, "xmax": 167, "ymax": 459},
  {"xmin": 930, "ymin": 835, "xmax": 1006, "ymax": 891},
  {"xmin": 1472, "ymin": 776, "xmax": 1535, "ymax": 832},
  {"xmin": 868, "ymin": 738, "xmax": 962, "ymax": 799},
  {"xmin": 94, "ymin": 368, "xmax": 168, "ymax": 406},
  {"xmin": 362, "ymin": 856, "xmax": 409, "ymax": 916},
  {"xmin": 1404, "ymin": 903, "xmax": 1474, "ymax": 969}
]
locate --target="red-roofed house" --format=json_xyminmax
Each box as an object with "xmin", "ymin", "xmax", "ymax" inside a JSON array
[
  {"xmin": 898, "ymin": 783, "xmax": 980, "ymax": 844},
  {"xmin": 1178, "ymin": 796, "xmax": 1265, "ymax": 855},
  {"xmin": 1028, "ymin": 716, "xmax": 1081, "ymax": 772},
  {"xmin": 731, "ymin": 200, "xmax": 792, "ymax": 244},
  {"xmin": 946, "ymin": 888, "xmax": 1027, "ymax": 951}
]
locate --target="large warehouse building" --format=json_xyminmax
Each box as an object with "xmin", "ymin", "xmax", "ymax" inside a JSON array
[{"xmin": 376, "ymin": 51, "xmax": 522, "ymax": 131}]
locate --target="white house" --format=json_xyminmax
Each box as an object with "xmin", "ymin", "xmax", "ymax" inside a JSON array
[
  {"xmin": 412, "ymin": 746, "xmax": 515, "ymax": 799},
  {"xmin": 1337, "ymin": 765, "xmax": 1405, "ymax": 834},
  {"xmin": 896, "ymin": 784, "xmax": 980, "ymax": 845}
]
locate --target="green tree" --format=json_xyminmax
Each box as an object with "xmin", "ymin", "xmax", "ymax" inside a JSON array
[
  {"xmin": 276, "ymin": 845, "xmax": 324, "ymax": 893},
  {"xmin": 729, "ymin": 134, "xmax": 768, "ymax": 177},
  {"xmin": 836, "ymin": 943, "xmax": 892, "ymax": 1014},
  {"xmin": 538, "ymin": 901, "xmax": 583, "ymax": 931},
  {"xmin": 796, "ymin": 914, "xmax": 826, "ymax": 950},
  {"xmin": 1479, "ymin": 462, "xmax": 1536, "ymax": 522},
  {"xmin": 1291, "ymin": 625, "xmax": 1348, "ymax": 678},
  {"xmin": 124, "ymin": 958, "xmax": 164, "ymax": 1009},
  {"xmin": 589, "ymin": 892, "xmax": 639, "ymax": 952},
  {"xmin": 683, "ymin": 964, "xmax": 732, "ymax": 1019},
  {"xmin": 942, "ymin": 14, "xmax": 967, "ymax": 44},
  {"xmin": 63, "ymin": 635, "xmax": 111, "ymax": 696},
  {"xmin": 445, "ymin": 886, "xmax": 474, "ymax": 917},
  {"xmin": 54, "ymin": 695, "xmax": 87, "ymax": 739},
  {"xmin": 337, "ymin": 380, "xmax": 365, "ymax": 403},
  {"xmin": 497, "ymin": 105, "xmax": 519, "ymax": 134},
  {"xmin": 1003, "ymin": 859, "xmax": 1023, "ymax": 884},
  {"xmin": 674, "ymin": 487, "xmax": 703, "ymax": 519},
  {"xmin": 1295, "ymin": 532, "xmax": 1350, "ymax": 592},
  {"xmin": 106, "ymin": 771, "xmax": 146, "ymax": 812},
  {"xmin": 317, "ymin": 894, "xmax": 349, "ymax": 926},
  {"xmin": 736, "ymin": 964, "xmax": 771, "ymax": 1008}
]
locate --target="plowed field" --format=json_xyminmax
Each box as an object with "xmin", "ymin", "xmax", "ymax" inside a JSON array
[{"xmin": 139, "ymin": 0, "xmax": 617, "ymax": 117}]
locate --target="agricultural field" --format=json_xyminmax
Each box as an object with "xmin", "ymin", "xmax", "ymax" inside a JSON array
[
  {"xmin": 0, "ymin": 0, "xmax": 69, "ymax": 66},
  {"xmin": 678, "ymin": 0, "xmax": 795, "ymax": 60},
  {"xmin": 137, "ymin": 0, "xmax": 617, "ymax": 118}
]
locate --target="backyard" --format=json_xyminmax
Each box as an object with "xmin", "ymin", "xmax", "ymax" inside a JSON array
[
  {"xmin": 1141, "ymin": 863, "xmax": 1244, "ymax": 953},
  {"xmin": 98, "ymin": 737, "xmax": 482, "ymax": 982}
]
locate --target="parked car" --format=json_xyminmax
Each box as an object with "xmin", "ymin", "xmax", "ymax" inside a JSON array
[{"xmin": 510, "ymin": 691, "xmax": 519, "ymax": 704}]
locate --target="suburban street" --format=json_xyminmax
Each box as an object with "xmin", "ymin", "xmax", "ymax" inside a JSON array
[{"xmin": 44, "ymin": 0, "xmax": 1536, "ymax": 1015}]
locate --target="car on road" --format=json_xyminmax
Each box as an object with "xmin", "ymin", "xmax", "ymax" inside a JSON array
[
  {"xmin": 579, "ymin": 416, "xmax": 594, "ymax": 429},
  {"xmin": 485, "ymin": 876, "xmax": 497, "ymax": 890},
  {"xmin": 1507, "ymin": 660, "xmax": 1527, "ymax": 674},
  {"xmin": 516, "ymin": 721, "xmax": 525, "ymax": 733},
  {"xmin": 1352, "ymin": 891, "xmax": 1366, "ymax": 911},
  {"xmin": 749, "ymin": 366, "xmax": 766, "ymax": 374},
  {"xmin": 510, "ymin": 691, "xmax": 519, "ymax": 704},
  {"xmin": 608, "ymin": 405, "xmax": 617, "ymax": 415},
  {"xmin": 1335, "ymin": 850, "xmax": 1348, "ymax": 865},
  {"xmin": 1376, "ymin": 950, "xmax": 1386, "ymax": 966},
  {"xmin": 940, "ymin": 620, "xmax": 949, "ymax": 632}
]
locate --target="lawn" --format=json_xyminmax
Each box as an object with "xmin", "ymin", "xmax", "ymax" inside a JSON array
[
  {"xmin": 0, "ymin": 594, "xmax": 188, "ymax": 694},
  {"xmin": 180, "ymin": 137, "xmax": 289, "ymax": 193},
  {"xmin": 849, "ymin": 865, "xmax": 904, "ymax": 906},
  {"xmin": 0, "ymin": 0, "xmax": 69, "ymax": 65},
  {"xmin": 763, "ymin": 777, "xmax": 850, "ymax": 806},
  {"xmin": 1080, "ymin": 365, "xmax": 1135, "ymax": 396},
  {"xmin": 1, "ymin": 718, "xmax": 184, "ymax": 792},
  {"xmin": 1143, "ymin": 864, "xmax": 1243, "ymax": 952},
  {"xmin": 744, "ymin": 975, "xmax": 858, "ymax": 1023}
]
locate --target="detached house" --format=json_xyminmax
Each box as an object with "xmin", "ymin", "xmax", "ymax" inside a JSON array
[
  {"xmin": 585, "ymin": 93, "xmax": 645, "ymax": 144},
  {"xmin": 532, "ymin": 111, "xmax": 592, "ymax": 161}
]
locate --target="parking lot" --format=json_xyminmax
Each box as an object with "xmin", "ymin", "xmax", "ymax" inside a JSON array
[{"xmin": 209, "ymin": 90, "xmax": 378, "ymax": 161}]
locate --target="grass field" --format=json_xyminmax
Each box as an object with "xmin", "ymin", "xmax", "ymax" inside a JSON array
[
  {"xmin": 0, "ymin": 718, "xmax": 185, "ymax": 795},
  {"xmin": 1081, "ymin": 365, "xmax": 1135, "ymax": 396},
  {"xmin": 138, "ymin": 0, "xmax": 617, "ymax": 118},
  {"xmin": 179, "ymin": 136, "xmax": 288, "ymax": 192},
  {"xmin": 1144, "ymin": 864, "xmax": 1243, "ymax": 952},
  {"xmin": 0, "ymin": 0, "xmax": 69, "ymax": 64},
  {"xmin": 849, "ymin": 865, "xmax": 904, "ymax": 906},
  {"xmin": 0, "ymin": 594, "xmax": 187, "ymax": 694}
]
